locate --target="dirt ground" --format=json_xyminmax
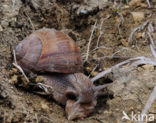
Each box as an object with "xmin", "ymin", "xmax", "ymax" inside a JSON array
[{"xmin": 0, "ymin": 0, "xmax": 156, "ymax": 123}]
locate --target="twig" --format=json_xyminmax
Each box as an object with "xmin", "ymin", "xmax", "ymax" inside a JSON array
[
  {"xmin": 92, "ymin": 46, "xmax": 112, "ymax": 52},
  {"xmin": 147, "ymin": 22, "xmax": 156, "ymax": 58},
  {"xmin": 139, "ymin": 86, "xmax": 156, "ymax": 123},
  {"xmin": 92, "ymin": 47, "xmax": 132, "ymax": 60},
  {"xmin": 41, "ymin": 115, "xmax": 53, "ymax": 123},
  {"xmin": 93, "ymin": 55, "xmax": 131, "ymax": 60},
  {"xmin": 96, "ymin": 19, "xmax": 104, "ymax": 47},
  {"xmin": 117, "ymin": 12, "xmax": 124, "ymax": 35},
  {"xmin": 128, "ymin": 20, "xmax": 149, "ymax": 43},
  {"xmin": 13, "ymin": 50, "xmax": 17, "ymax": 64},
  {"xmin": 13, "ymin": 63, "xmax": 30, "ymax": 82},
  {"xmin": 96, "ymin": 16, "xmax": 110, "ymax": 47},
  {"xmin": 147, "ymin": 32, "xmax": 156, "ymax": 58},
  {"xmin": 12, "ymin": 50, "xmax": 29, "ymax": 82},
  {"xmin": 147, "ymin": 22, "xmax": 154, "ymax": 33},
  {"xmin": 12, "ymin": 0, "xmax": 15, "ymax": 8},
  {"xmin": 25, "ymin": 12, "xmax": 35, "ymax": 31},
  {"xmin": 35, "ymin": 113, "xmax": 39, "ymax": 123},
  {"xmin": 118, "ymin": 13, "xmax": 124, "ymax": 24},
  {"xmin": 112, "ymin": 49, "xmax": 123, "ymax": 57},
  {"xmin": 85, "ymin": 20, "xmax": 97, "ymax": 61},
  {"xmin": 94, "ymin": 83, "xmax": 113, "ymax": 92},
  {"xmin": 146, "ymin": 0, "xmax": 151, "ymax": 8},
  {"xmin": 88, "ymin": 64, "xmax": 98, "ymax": 78},
  {"xmin": 91, "ymin": 57, "xmax": 156, "ymax": 82},
  {"xmin": 37, "ymin": 82, "xmax": 53, "ymax": 93}
]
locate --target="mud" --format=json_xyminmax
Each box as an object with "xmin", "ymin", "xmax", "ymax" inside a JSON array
[{"xmin": 0, "ymin": 0, "xmax": 156, "ymax": 122}]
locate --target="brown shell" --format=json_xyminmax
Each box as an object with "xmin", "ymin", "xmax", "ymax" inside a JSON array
[{"xmin": 15, "ymin": 28, "xmax": 83, "ymax": 73}]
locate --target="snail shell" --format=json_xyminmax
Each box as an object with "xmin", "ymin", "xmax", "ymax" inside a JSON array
[{"xmin": 15, "ymin": 28, "xmax": 83, "ymax": 73}]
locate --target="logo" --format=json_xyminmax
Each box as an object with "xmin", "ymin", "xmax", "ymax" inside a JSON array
[{"xmin": 122, "ymin": 111, "xmax": 155, "ymax": 122}]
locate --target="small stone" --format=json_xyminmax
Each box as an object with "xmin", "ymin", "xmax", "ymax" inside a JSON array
[
  {"xmin": 103, "ymin": 110, "xmax": 110, "ymax": 114},
  {"xmin": 142, "ymin": 64, "xmax": 154, "ymax": 71},
  {"xmin": 137, "ymin": 105, "xmax": 142, "ymax": 110},
  {"xmin": 91, "ymin": 71, "xmax": 98, "ymax": 77},
  {"xmin": 130, "ymin": 107, "xmax": 134, "ymax": 110},
  {"xmin": 124, "ymin": 5, "xmax": 130, "ymax": 9},
  {"xmin": 152, "ymin": 33, "xmax": 156, "ymax": 40},
  {"xmin": 120, "ymin": 39, "xmax": 129, "ymax": 47},
  {"xmin": 35, "ymin": 76, "xmax": 43, "ymax": 83},
  {"xmin": 86, "ymin": 67, "xmax": 92, "ymax": 73},
  {"xmin": 140, "ymin": 3, "xmax": 148, "ymax": 8},
  {"xmin": 137, "ymin": 67, "xmax": 143, "ymax": 72},
  {"xmin": 115, "ymin": 108, "xmax": 120, "ymax": 111},
  {"xmin": 136, "ymin": 33, "xmax": 143, "ymax": 39},
  {"xmin": 122, "ymin": 11, "xmax": 127, "ymax": 17},
  {"xmin": 9, "ymin": 68, "xmax": 18, "ymax": 75},
  {"xmin": 1, "ymin": 20, "xmax": 9, "ymax": 27},
  {"xmin": 131, "ymin": 12, "xmax": 145, "ymax": 22},
  {"xmin": 129, "ymin": 0, "xmax": 142, "ymax": 6},
  {"xmin": 21, "ymin": 77, "xmax": 28, "ymax": 87},
  {"xmin": 93, "ymin": 53, "xmax": 98, "ymax": 59},
  {"xmin": 41, "ymin": 101, "xmax": 49, "ymax": 112},
  {"xmin": 11, "ymin": 75, "xmax": 18, "ymax": 84},
  {"xmin": 12, "ymin": 68, "xmax": 18, "ymax": 73}
]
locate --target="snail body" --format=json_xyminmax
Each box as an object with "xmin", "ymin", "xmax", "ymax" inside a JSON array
[{"xmin": 15, "ymin": 28, "xmax": 110, "ymax": 120}]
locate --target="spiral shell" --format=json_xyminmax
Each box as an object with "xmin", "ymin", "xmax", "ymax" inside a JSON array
[{"xmin": 15, "ymin": 28, "xmax": 83, "ymax": 73}]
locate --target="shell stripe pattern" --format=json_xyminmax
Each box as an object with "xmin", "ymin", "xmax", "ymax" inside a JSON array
[{"xmin": 34, "ymin": 29, "xmax": 83, "ymax": 73}]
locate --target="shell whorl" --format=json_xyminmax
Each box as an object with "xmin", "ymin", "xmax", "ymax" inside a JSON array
[
  {"xmin": 15, "ymin": 33, "xmax": 42, "ymax": 72},
  {"xmin": 15, "ymin": 28, "xmax": 83, "ymax": 73}
]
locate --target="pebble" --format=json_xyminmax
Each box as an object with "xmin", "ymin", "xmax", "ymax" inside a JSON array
[
  {"xmin": 11, "ymin": 75, "xmax": 18, "ymax": 84},
  {"xmin": 91, "ymin": 71, "xmax": 98, "ymax": 77},
  {"xmin": 86, "ymin": 67, "xmax": 92, "ymax": 73},
  {"xmin": 9, "ymin": 68, "xmax": 18, "ymax": 75},
  {"xmin": 131, "ymin": 12, "xmax": 145, "ymax": 22},
  {"xmin": 35, "ymin": 76, "xmax": 42, "ymax": 83},
  {"xmin": 136, "ymin": 33, "xmax": 143, "ymax": 39},
  {"xmin": 21, "ymin": 77, "xmax": 28, "ymax": 87},
  {"xmin": 129, "ymin": 0, "xmax": 142, "ymax": 6},
  {"xmin": 41, "ymin": 101, "xmax": 49, "ymax": 112},
  {"xmin": 120, "ymin": 39, "xmax": 129, "ymax": 47},
  {"xmin": 142, "ymin": 64, "xmax": 154, "ymax": 71}
]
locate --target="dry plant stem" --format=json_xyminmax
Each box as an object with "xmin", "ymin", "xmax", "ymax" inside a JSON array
[
  {"xmin": 41, "ymin": 115, "xmax": 53, "ymax": 123},
  {"xmin": 148, "ymin": 22, "xmax": 154, "ymax": 33},
  {"xmin": 117, "ymin": 12, "xmax": 124, "ymax": 35},
  {"xmin": 12, "ymin": 0, "xmax": 15, "ymax": 8},
  {"xmin": 13, "ymin": 50, "xmax": 17, "ymax": 64},
  {"xmin": 96, "ymin": 19, "xmax": 103, "ymax": 47},
  {"xmin": 93, "ymin": 56, "xmax": 131, "ymax": 59},
  {"xmin": 12, "ymin": 50, "xmax": 30, "ymax": 82},
  {"xmin": 146, "ymin": 0, "xmax": 151, "ymax": 8},
  {"xmin": 94, "ymin": 83, "xmax": 112, "ymax": 92},
  {"xmin": 25, "ymin": 12, "xmax": 35, "ymax": 31},
  {"xmin": 139, "ymin": 86, "xmax": 156, "ymax": 123},
  {"xmin": 37, "ymin": 82, "xmax": 54, "ymax": 94},
  {"xmin": 85, "ymin": 20, "xmax": 97, "ymax": 61},
  {"xmin": 35, "ymin": 113, "xmax": 39, "ymax": 123},
  {"xmin": 139, "ymin": 23, "xmax": 156, "ymax": 123},
  {"xmin": 128, "ymin": 20, "xmax": 149, "ymax": 42},
  {"xmin": 96, "ymin": 16, "xmax": 110, "ymax": 47},
  {"xmin": 91, "ymin": 57, "xmax": 156, "ymax": 82},
  {"xmin": 88, "ymin": 64, "xmax": 98, "ymax": 78},
  {"xmin": 148, "ymin": 32, "xmax": 156, "ymax": 58}
]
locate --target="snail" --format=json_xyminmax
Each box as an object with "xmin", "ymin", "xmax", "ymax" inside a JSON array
[{"xmin": 14, "ymin": 28, "xmax": 111, "ymax": 120}]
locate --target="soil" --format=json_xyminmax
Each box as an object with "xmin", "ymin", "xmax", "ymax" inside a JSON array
[{"xmin": 0, "ymin": 0, "xmax": 156, "ymax": 123}]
